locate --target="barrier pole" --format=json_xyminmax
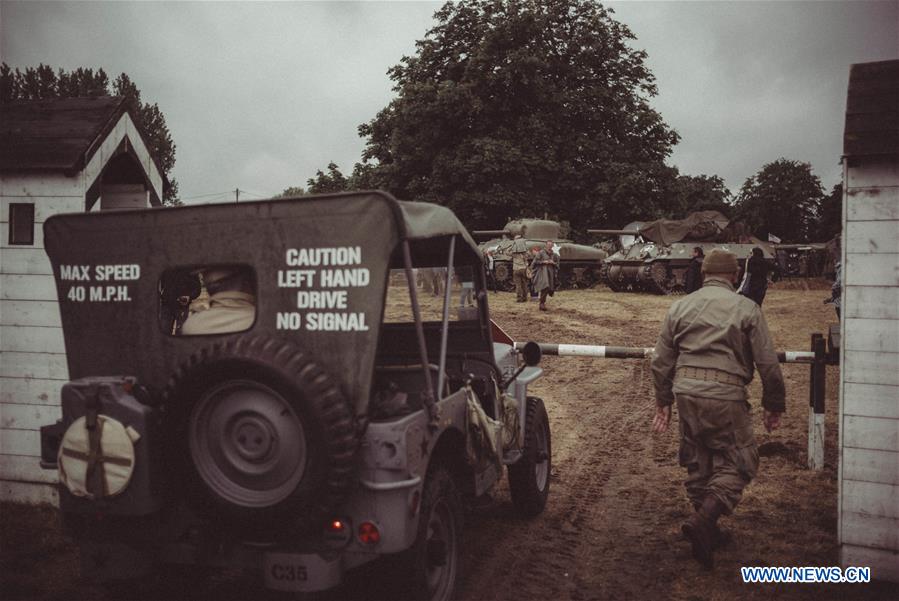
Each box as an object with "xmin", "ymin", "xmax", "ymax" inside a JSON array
[
  {"xmin": 513, "ymin": 335, "xmax": 828, "ymax": 471},
  {"xmin": 514, "ymin": 342, "xmax": 817, "ymax": 363},
  {"xmin": 807, "ymin": 333, "xmax": 826, "ymax": 471}
]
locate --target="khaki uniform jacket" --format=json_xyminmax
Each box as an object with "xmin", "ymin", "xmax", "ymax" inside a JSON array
[
  {"xmin": 511, "ymin": 238, "xmax": 529, "ymax": 271},
  {"xmin": 651, "ymin": 277, "xmax": 786, "ymax": 412},
  {"xmin": 181, "ymin": 291, "xmax": 256, "ymax": 335}
]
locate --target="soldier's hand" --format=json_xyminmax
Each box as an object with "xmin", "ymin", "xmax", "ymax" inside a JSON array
[
  {"xmin": 652, "ymin": 405, "xmax": 672, "ymax": 434},
  {"xmin": 763, "ymin": 410, "xmax": 782, "ymax": 432}
]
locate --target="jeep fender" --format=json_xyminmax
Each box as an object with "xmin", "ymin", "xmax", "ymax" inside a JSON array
[{"xmin": 347, "ymin": 391, "xmax": 470, "ymax": 554}]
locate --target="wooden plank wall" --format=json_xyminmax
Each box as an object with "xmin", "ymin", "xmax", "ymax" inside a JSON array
[
  {"xmin": 0, "ymin": 178, "xmax": 83, "ymax": 504},
  {"xmin": 1, "ymin": 113, "xmax": 162, "ymax": 504},
  {"xmin": 839, "ymin": 158, "xmax": 899, "ymax": 582}
]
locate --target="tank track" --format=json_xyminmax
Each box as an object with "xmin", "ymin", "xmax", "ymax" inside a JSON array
[
  {"xmin": 599, "ymin": 262, "xmax": 621, "ymax": 291},
  {"xmin": 640, "ymin": 263, "xmax": 674, "ymax": 295}
]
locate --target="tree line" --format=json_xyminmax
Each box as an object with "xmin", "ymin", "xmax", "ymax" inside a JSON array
[
  {"xmin": 1, "ymin": 63, "xmax": 179, "ymax": 204},
  {"xmin": 285, "ymin": 0, "xmax": 840, "ymax": 243},
  {"xmin": 2, "ymin": 1, "xmax": 842, "ymax": 242}
]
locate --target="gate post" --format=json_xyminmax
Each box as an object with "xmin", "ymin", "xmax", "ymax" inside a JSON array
[{"xmin": 807, "ymin": 333, "xmax": 826, "ymax": 471}]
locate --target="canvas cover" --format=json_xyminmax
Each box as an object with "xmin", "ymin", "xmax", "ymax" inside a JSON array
[
  {"xmin": 637, "ymin": 211, "xmax": 731, "ymax": 245},
  {"xmin": 43, "ymin": 191, "xmax": 481, "ymax": 414},
  {"xmin": 503, "ymin": 219, "xmax": 561, "ymax": 240},
  {"xmin": 58, "ymin": 415, "xmax": 137, "ymax": 499}
]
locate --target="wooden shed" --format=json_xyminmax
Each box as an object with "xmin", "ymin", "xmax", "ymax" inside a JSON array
[
  {"xmin": 838, "ymin": 59, "xmax": 899, "ymax": 581},
  {"xmin": 0, "ymin": 96, "xmax": 164, "ymax": 504}
]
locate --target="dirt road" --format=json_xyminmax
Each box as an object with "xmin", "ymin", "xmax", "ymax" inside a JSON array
[
  {"xmin": 456, "ymin": 286, "xmax": 895, "ymax": 601},
  {"xmin": 3, "ymin": 286, "xmax": 897, "ymax": 600}
]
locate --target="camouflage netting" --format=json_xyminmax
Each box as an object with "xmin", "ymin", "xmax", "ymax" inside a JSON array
[{"xmin": 637, "ymin": 211, "xmax": 731, "ymax": 245}]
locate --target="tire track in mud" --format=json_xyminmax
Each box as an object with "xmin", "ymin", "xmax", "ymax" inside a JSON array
[
  {"xmin": 459, "ymin": 293, "xmax": 685, "ymax": 600},
  {"xmin": 459, "ymin": 289, "xmax": 880, "ymax": 601}
]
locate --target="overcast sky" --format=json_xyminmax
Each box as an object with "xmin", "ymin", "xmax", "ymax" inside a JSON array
[{"xmin": 2, "ymin": 1, "xmax": 897, "ymax": 204}]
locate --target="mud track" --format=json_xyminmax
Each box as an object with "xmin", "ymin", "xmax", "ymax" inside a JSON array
[
  {"xmin": 2, "ymin": 286, "xmax": 898, "ymax": 600},
  {"xmin": 455, "ymin": 287, "xmax": 896, "ymax": 601}
]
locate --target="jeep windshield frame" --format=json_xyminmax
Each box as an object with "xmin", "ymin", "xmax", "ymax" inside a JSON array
[{"xmin": 383, "ymin": 230, "xmax": 496, "ymax": 419}]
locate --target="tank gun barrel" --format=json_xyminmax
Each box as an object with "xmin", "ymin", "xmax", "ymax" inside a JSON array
[
  {"xmin": 587, "ymin": 229, "xmax": 640, "ymax": 236},
  {"xmin": 472, "ymin": 229, "xmax": 512, "ymax": 238},
  {"xmin": 773, "ymin": 243, "xmax": 827, "ymax": 250}
]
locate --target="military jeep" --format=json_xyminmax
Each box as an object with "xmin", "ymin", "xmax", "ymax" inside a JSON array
[{"xmin": 39, "ymin": 191, "xmax": 550, "ymax": 600}]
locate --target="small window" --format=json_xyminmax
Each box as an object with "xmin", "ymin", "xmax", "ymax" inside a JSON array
[
  {"xmin": 9, "ymin": 203, "xmax": 35, "ymax": 245},
  {"xmin": 160, "ymin": 265, "xmax": 256, "ymax": 336}
]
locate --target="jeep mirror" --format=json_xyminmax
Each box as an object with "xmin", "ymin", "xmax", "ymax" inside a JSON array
[
  {"xmin": 501, "ymin": 341, "xmax": 542, "ymax": 389},
  {"xmin": 521, "ymin": 341, "xmax": 542, "ymax": 366}
]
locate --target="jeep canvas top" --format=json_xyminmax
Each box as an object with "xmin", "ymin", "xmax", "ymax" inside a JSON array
[{"xmin": 39, "ymin": 191, "xmax": 551, "ymax": 600}]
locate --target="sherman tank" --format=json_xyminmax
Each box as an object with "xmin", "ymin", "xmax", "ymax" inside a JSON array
[
  {"xmin": 589, "ymin": 210, "xmax": 777, "ymax": 295},
  {"xmin": 474, "ymin": 219, "xmax": 608, "ymax": 290}
]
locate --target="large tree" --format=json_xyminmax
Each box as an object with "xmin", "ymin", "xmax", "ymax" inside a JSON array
[
  {"xmin": 353, "ymin": 0, "xmax": 680, "ymax": 230},
  {"xmin": 1, "ymin": 63, "xmax": 179, "ymax": 203},
  {"xmin": 275, "ymin": 186, "xmax": 307, "ymax": 198},
  {"xmin": 668, "ymin": 174, "xmax": 733, "ymax": 218},
  {"xmin": 306, "ymin": 162, "xmax": 350, "ymax": 194},
  {"xmin": 816, "ymin": 183, "xmax": 842, "ymax": 241},
  {"xmin": 733, "ymin": 158, "xmax": 824, "ymax": 243}
]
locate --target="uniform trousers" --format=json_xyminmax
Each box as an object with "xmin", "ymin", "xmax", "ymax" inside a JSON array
[{"xmin": 675, "ymin": 393, "xmax": 759, "ymax": 514}]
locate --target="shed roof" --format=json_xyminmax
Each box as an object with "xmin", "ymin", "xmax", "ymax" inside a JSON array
[
  {"xmin": 0, "ymin": 96, "xmax": 165, "ymax": 180},
  {"xmin": 843, "ymin": 59, "xmax": 899, "ymax": 157}
]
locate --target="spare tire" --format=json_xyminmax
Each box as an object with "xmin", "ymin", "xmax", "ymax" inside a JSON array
[{"xmin": 164, "ymin": 336, "xmax": 356, "ymax": 529}]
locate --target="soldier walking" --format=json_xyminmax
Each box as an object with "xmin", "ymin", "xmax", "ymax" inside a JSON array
[
  {"xmin": 649, "ymin": 249, "xmax": 785, "ymax": 569},
  {"xmin": 511, "ymin": 233, "xmax": 530, "ymax": 302}
]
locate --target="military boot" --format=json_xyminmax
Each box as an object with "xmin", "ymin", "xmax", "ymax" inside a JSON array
[
  {"xmin": 682, "ymin": 496, "xmax": 726, "ymax": 569},
  {"xmin": 712, "ymin": 524, "xmax": 732, "ymax": 548},
  {"xmin": 692, "ymin": 502, "xmax": 732, "ymax": 549}
]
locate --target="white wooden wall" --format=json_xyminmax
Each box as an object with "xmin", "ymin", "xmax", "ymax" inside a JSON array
[
  {"xmin": 0, "ymin": 112, "xmax": 163, "ymax": 505},
  {"xmin": 101, "ymin": 183, "xmax": 151, "ymax": 210},
  {"xmin": 0, "ymin": 178, "xmax": 81, "ymax": 505},
  {"xmin": 838, "ymin": 158, "xmax": 899, "ymax": 582}
]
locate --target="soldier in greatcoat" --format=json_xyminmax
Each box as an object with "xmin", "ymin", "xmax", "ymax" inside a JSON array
[{"xmin": 531, "ymin": 240, "xmax": 559, "ymax": 311}]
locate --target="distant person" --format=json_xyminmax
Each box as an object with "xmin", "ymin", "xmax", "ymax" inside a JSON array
[
  {"xmin": 528, "ymin": 246, "xmax": 540, "ymax": 300},
  {"xmin": 426, "ymin": 267, "xmax": 444, "ymax": 297},
  {"xmin": 511, "ymin": 232, "xmax": 530, "ymax": 302},
  {"xmin": 484, "ymin": 249, "xmax": 498, "ymax": 293},
  {"xmin": 459, "ymin": 271, "xmax": 475, "ymax": 307},
  {"xmin": 181, "ymin": 266, "xmax": 256, "ymax": 335},
  {"xmin": 827, "ymin": 260, "xmax": 842, "ymax": 321},
  {"xmin": 531, "ymin": 240, "xmax": 560, "ymax": 312},
  {"xmin": 650, "ymin": 249, "xmax": 785, "ymax": 569},
  {"xmin": 683, "ymin": 246, "xmax": 704, "ymax": 293},
  {"xmin": 738, "ymin": 247, "xmax": 769, "ymax": 306}
]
